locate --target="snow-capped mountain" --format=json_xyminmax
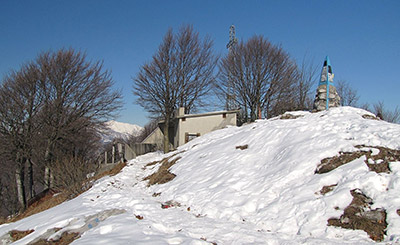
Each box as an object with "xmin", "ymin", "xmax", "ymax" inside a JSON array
[
  {"xmin": 2, "ymin": 107, "xmax": 400, "ymax": 244},
  {"xmin": 101, "ymin": 120, "xmax": 143, "ymax": 143}
]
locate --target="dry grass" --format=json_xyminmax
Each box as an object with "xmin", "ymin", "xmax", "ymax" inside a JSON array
[
  {"xmin": 279, "ymin": 113, "xmax": 304, "ymax": 120},
  {"xmin": 2, "ymin": 161, "xmax": 127, "ymax": 225},
  {"xmin": 9, "ymin": 229, "xmax": 35, "ymax": 242},
  {"xmin": 31, "ymin": 232, "xmax": 80, "ymax": 245},
  {"xmin": 143, "ymin": 154, "xmax": 181, "ymax": 186},
  {"xmin": 6, "ymin": 190, "xmax": 69, "ymax": 224},
  {"xmin": 93, "ymin": 161, "xmax": 127, "ymax": 180},
  {"xmin": 362, "ymin": 114, "xmax": 379, "ymax": 120}
]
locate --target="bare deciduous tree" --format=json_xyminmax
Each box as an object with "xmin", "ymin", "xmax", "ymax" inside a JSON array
[
  {"xmin": 36, "ymin": 49, "xmax": 122, "ymax": 188},
  {"xmin": 133, "ymin": 25, "xmax": 218, "ymax": 152},
  {"xmin": 216, "ymin": 35, "xmax": 298, "ymax": 122},
  {"xmin": 295, "ymin": 56, "xmax": 318, "ymax": 110},
  {"xmin": 0, "ymin": 63, "xmax": 43, "ymax": 211},
  {"xmin": 336, "ymin": 80, "xmax": 359, "ymax": 107},
  {"xmin": 372, "ymin": 101, "xmax": 400, "ymax": 123},
  {"xmin": 0, "ymin": 48, "xmax": 122, "ymax": 213}
]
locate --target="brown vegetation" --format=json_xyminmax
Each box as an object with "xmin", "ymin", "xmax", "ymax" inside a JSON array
[
  {"xmin": 8, "ymin": 229, "xmax": 35, "ymax": 242},
  {"xmin": 328, "ymin": 189, "xmax": 387, "ymax": 242},
  {"xmin": 279, "ymin": 113, "xmax": 304, "ymax": 120},
  {"xmin": 362, "ymin": 114, "xmax": 379, "ymax": 120},
  {"xmin": 31, "ymin": 232, "xmax": 80, "ymax": 245},
  {"xmin": 143, "ymin": 154, "xmax": 182, "ymax": 186},
  {"xmin": 316, "ymin": 184, "xmax": 337, "ymax": 195},
  {"xmin": 1, "ymin": 162, "xmax": 126, "ymax": 225}
]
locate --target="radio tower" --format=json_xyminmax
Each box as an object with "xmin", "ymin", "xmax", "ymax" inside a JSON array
[
  {"xmin": 225, "ymin": 25, "xmax": 238, "ymax": 110},
  {"xmin": 226, "ymin": 25, "xmax": 238, "ymax": 51}
]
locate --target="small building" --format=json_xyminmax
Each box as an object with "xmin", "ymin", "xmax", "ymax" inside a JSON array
[{"xmin": 144, "ymin": 108, "xmax": 238, "ymax": 150}]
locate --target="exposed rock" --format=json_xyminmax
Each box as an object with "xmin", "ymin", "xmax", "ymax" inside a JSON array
[
  {"xmin": 316, "ymin": 146, "xmax": 400, "ymax": 174},
  {"xmin": 236, "ymin": 144, "xmax": 248, "ymax": 150},
  {"xmin": 328, "ymin": 189, "xmax": 387, "ymax": 242}
]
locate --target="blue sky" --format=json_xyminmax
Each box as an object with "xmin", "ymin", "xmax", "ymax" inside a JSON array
[{"xmin": 1, "ymin": 0, "xmax": 399, "ymax": 126}]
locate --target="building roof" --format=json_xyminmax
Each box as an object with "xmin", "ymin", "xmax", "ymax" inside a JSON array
[{"xmin": 175, "ymin": 109, "xmax": 239, "ymax": 119}]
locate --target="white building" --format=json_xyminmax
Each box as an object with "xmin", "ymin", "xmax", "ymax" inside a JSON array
[{"xmin": 143, "ymin": 108, "xmax": 238, "ymax": 150}]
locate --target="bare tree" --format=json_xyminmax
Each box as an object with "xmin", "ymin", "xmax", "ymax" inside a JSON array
[
  {"xmin": 0, "ymin": 63, "xmax": 43, "ymax": 211},
  {"xmin": 36, "ymin": 49, "xmax": 123, "ymax": 188},
  {"xmin": 216, "ymin": 35, "xmax": 298, "ymax": 122},
  {"xmin": 372, "ymin": 101, "xmax": 400, "ymax": 123},
  {"xmin": 133, "ymin": 25, "xmax": 218, "ymax": 152},
  {"xmin": 0, "ymin": 48, "xmax": 122, "ymax": 213},
  {"xmin": 295, "ymin": 56, "xmax": 318, "ymax": 110},
  {"xmin": 336, "ymin": 80, "xmax": 359, "ymax": 107}
]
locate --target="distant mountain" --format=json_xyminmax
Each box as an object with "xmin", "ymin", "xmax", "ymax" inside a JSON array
[{"xmin": 101, "ymin": 120, "xmax": 143, "ymax": 143}]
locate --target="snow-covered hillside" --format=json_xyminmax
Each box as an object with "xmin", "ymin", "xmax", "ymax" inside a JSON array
[
  {"xmin": 101, "ymin": 120, "xmax": 143, "ymax": 143},
  {"xmin": 2, "ymin": 107, "xmax": 400, "ymax": 244}
]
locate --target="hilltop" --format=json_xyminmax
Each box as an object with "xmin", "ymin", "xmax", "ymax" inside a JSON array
[
  {"xmin": 1, "ymin": 107, "xmax": 400, "ymax": 244},
  {"xmin": 101, "ymin": 120, "xmax": 143, "ymax": 143}
]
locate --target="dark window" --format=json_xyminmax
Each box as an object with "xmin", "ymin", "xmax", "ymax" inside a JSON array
[{"xmin": 185, "ymin": 132, "xmax": 200, "ymax": 143}]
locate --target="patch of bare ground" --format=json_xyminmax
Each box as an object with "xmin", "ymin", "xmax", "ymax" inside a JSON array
[
  {"xmin": 143, "ymin": 153, "xmax": 182, "ymax": 186},
  {"xmin": 362, "ymin": 114, "xmax": 380, "ymax": 120},
  {"xmin": 94, "ymin": 161, "xmax": 127, "ymax": 179},
  {"xmin": 316, "ymin": 184, "xmax": 337, "ymax": 195},
  {"xmin": 200, "ymin": 237, "xmax": 217, "ymax": 245},
  {"xmin": 279, "ymin": 113, "xmax": 304, "ymax": 120},
  {"xmin": 315, "ymin": 145, "xmax": 400, "ymax": 174},
  {"xmin": 7, "ymin": 229, "xmax": 35, "ymax": 242},
  {"xmin": 31, "ymin": 232, "xmax": 80, "ymax": 245},
  {"xmin": 328, "ymin": 189, "xmax": 387, "ymax": 242},
  {"xmin": 5, "ymin": 190, "xmax": 69, "ymax": 225}
]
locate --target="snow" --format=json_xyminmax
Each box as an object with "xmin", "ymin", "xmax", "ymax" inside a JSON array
[
  {"xmin": 2, "ymin": 107, "xmax": 400, "ymax": 244},
  {"xmin": 100, "ymin": 120, "xmax": 143, "ymax": 143}
]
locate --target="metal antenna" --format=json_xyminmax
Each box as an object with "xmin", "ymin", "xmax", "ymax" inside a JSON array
[
  {"xmin": 226, "ymin": 25, "xmax": 238, "ymax": 51},
  {"xmin": 225, "ymin": 25, "xmax": 238, "ymax": 111}
]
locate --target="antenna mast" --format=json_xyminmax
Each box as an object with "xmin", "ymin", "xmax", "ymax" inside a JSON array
[
  {"xmin": 226, "ymin": 25, "xmax": 238, "ymax": 51},
  {"xmin": 225, "ymin": 25, "xmax": 238, "ymax": 111}
]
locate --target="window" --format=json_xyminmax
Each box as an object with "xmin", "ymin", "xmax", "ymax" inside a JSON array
[{"xmin": 185, "ymin": 132, "xmax": 200, "ymax": 143}]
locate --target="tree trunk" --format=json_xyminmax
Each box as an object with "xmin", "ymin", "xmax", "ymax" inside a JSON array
[
  {"xmin": 27, "ymin": 158, "xmax": 35, "ymax": 199},
  {"xmin": 44, "ymin": 166, "xmax": 53, "ymax": 189},
  {"xmin": 163, "ymin": 116, "xmax": 170, "ymax": 153},
  {"xmin": 44, "ymin": 139, "xmax": 54, "ymax": 189},
  {"xmin": 15, "ymin": 162, "xmax": 26, "ymax": 212}
]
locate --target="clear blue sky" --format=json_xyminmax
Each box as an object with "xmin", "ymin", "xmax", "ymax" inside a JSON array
[{"xmin": 1, "ymin": 0, "xmax": 399, "ymax": 126}]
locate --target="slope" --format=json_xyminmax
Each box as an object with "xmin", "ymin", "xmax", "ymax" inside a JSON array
[
  {"xmin": 1, "ymin": 107, "xmax": 400, "ymax": 244},
  {"xmin": 101, "ymin": 120, "xmax": 143, "ymax": 143}
]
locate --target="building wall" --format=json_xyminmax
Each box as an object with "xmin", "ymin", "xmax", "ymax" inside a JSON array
[
  {"xmin": 142, "ymin": 127, "xmax": 173, "ymax": 151},
  {"xmin": 176, "ymin": 112, "xmax": 236, "ymax": 147}
]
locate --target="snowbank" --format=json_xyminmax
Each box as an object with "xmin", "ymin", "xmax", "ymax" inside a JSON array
[{"xmin": 1, "ymin": 107, "xmax": 400, "ymax": 244}]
